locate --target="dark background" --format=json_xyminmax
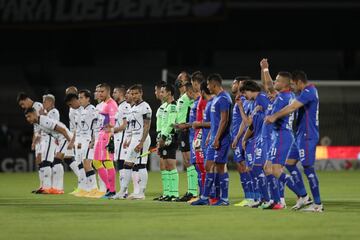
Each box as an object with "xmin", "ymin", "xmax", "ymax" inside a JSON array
[{"xmin": 1, "ymin": 0, "xmax": 360, "ymax": 171}]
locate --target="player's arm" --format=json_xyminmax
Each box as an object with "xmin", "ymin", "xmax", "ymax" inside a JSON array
[
  {"xmin": 242, "ymin": 125, "xmax": 254, "ymax": 150},
  {"xmin": 192, "ymin": 121, "xmax": 210, "ymax": 129},
  {"xmin": 213, "ymin": 110, "xmax": 229, "ymax": 149},
  {"xmin": 265, "ymin": 100, "xmax": 303, "ymax": 124},
  {"xmin": 54, "ymin": 124, "xmax": 72, "ymax": 142},
  {"xmin": 260, "ymin": 58, "xmax": 276, "ymax": 94},
  {"xmin": 231, "ymin": 121, "xmax": 246, "ymax": 149},
  {"xmin": 236, "ymin": 98, "xmax": 251, "ymax": 126},
  {"xmin": 114, "ymin": 118, "xmax": 127, "ymax": 133}
]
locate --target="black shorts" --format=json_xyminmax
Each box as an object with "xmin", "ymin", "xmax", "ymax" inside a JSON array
[
  {"xmin": 159, "ymin": 138, "xmax": 177, "ymax": 159},
  {"xmin": 178, "ymin": 130, "xmax": 190, "ymax": 152}
]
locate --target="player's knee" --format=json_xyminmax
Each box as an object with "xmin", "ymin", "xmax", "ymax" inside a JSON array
[{"xmin": 93, "ymin": 160, "xmax": 104, "ymax": 170}]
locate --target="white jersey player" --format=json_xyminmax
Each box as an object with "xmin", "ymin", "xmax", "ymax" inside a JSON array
[{"xmin": 113, "ymin": 85, "xmax": 152, "ymax": 200}]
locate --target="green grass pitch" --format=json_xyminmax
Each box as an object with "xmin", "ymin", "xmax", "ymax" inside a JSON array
[{"xmin": 0, "ymin": 171, "xmax": 360, "ymax": 240}]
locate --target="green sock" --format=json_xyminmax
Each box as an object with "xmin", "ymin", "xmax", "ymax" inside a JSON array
[
  {"xmin": 187, "ymin": 165, "xmax": 198, "ymax": 196},
  {"xmin": 170, "ymin": 169, "xmax": 179, "ymax": 197},
  {"xmin": 161, "ymin": 170, "xmax": 169, "ymax": 197}
]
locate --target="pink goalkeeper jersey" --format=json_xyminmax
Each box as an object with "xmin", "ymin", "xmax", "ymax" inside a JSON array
[{"xmin": 100, "ymin": 98, "xmax": 118, "ymax": 130}]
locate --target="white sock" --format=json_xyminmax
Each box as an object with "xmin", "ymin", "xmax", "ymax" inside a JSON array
[
  {"xmin": 119, "ymin": 169, "xmax": 128, "ymax": 194},
  {"xmin": 98, "ymin": 174, "xmax": 107, "ymax": 192},
  {"xmin": 120, "ymin": 169, "xmax": 132, "ymax": 195},
  {"xmin": 38, "ymin": 169, "xmax": 44, "ymax": 188},
  {"xmin": 78, "ymin": 166, "xmax": 87, "ymax": 190},
  {"xmin": 42, "ymin": 166, "xmax": 52, "ymax": 189},
  {"xmin": 138, "ymin": 168, "xmax": 148, "ymax": 195},
  {"xmin": 69, "ymin": 161, "xmax": 79, "ymax": 177},
  {"xmin": 52, "ymin": 163, "xmax": 64, "ymax": 190},
  {"xmin": 132, "ymin": 170, "xmax": 140, "ymax": 194},
  {"xmin": 87, "ymin": 171, "xmax": 98, "ymax": 190}
]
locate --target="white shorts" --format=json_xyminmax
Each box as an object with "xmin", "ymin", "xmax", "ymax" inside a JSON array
[
  {"xmin": 56, "ymin": 134, "xmax": 75, "ymax": 158},
  {"xmin": 41, "ymin": 135, "xmax": 56, "ymax": 162},
  {"xmin": 114, "ymin": 132, "xmax": 126, "ymax": 161},
  {"xmin": 75, "ymin": 138, "xmax": 94, "ymax": 161},
  {"xmin": 124, "ymin": 135, "xmax": 151, "ymax": 164}
]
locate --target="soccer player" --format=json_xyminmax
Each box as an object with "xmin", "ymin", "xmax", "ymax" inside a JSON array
[
  {"xmin": 174, "ymin": 73, "xmax": 197, "ymax": 201},
  {"xmin": 17, "ymin": 92, "xmax": 44, "ymax": 193},
  {"xmin": 192, "ymin": 73, "xmax": 232, "ymax": 206},
  {"xmin": 24, "ymin": 108, "xmax": 73, "ymax": 192},
  {"xmin": 42, "ymin": 94, "xmax": 65, "ymax": 194},
  {"xmin": 265, "ymin": 70, "xmax": 323, "ymax": 212},
  {"xmin": 115, "ymin": 84, "xmax": 152, "ymax": 200},
  {"xmin": 92, "ymin": 83, "xmax": 118, "ymax": 198},
  {"xmin": 112, "ymin": 85, "xmax": 127, "ymax": 105},
  {"xmin": 153, "ymin": 81, "xmax": 169, "ymax": 201},
  {"xmin": 158, "ymin": 84, "xmax": 179, "ymax": 201},
  {"xmin": 230, "ymin": 77, "xmax": 257, "ymax": 207},
  {"xmin": 77, "ymin": 89, "xmax": 105, "ymax": 198},
  {"xmin": 65, "ymin": 93, "xmax": 88, "ymax": 196}
]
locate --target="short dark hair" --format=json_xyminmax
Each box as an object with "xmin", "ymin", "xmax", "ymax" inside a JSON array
[
  {"xmin": 240, "ymin": 80, "xmax": 261, "ymax": 92},
  {"xmin": 278, "ymin": 71, "xmax": 292, "ymax": 80},
  {"xmin": 207, "ymin": 73, "xmax": 223, "ymax": 86},
  {"xmin": 292, "ymin": 70, "xmax": 308, "ymax": 83},
  {"xmin": 99, "ymin": 83, "xmax": 111, "ymax": 92},
  {"xmin": 200, "ymin": 81, "xmax": 210, "ymax": 95},
  {"xmin": 234, "ymin": 76, "xmax": 251, "ymax": 82},
  {"xmin": 191, "ymin": 71, "xmax": 205, "ymax": 84},
  {"xmin": 17, "ymin": 92, "xmax": 28, "ymax": 103},
  {"xmin": 162, "ymin": 84, "xmax": 175, "ymax": 96},
  {"xmin": 129, "ymin": 84, "xmax": 143, "ymax": 92},
  {"xmin": 64, "ymin": 93, "xmax": 78, "ymax": 103},
  {"xmin": 179, "ymin": 71, "xmax": 191, "ymax": 83},
  {"xmin": 155, "ymin": 81, "xmax": 166, "ymax": 88},
  {"xmin": 24, "ymin": 107, "xmax": 36, "ymax": 115},
  {"xmin": 79, "ymin": 89, "xmax": 92, "ymax": 99}
]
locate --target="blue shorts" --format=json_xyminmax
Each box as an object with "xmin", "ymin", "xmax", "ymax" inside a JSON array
[
  {"xmin": 297, "ymin": 134, "xmax": 318, "ymax": 167},
  {"xmin": 269, "ymin": 130, "xmax": 294, "ymax": 166},
  {"xmin": 254, "ymin": 138, "xmax": 268, "ymax": 166},
  {"xmin": 233, "ymin": 139, "xmax": 245, "ymax": 163},
  {"xmin": 288, "ymin": 141, "xmax": 300, "ymax": 161},
  {"xmin": 206, "ymin": 137, "xmax": 230, "ymax": 164},
  {"xmin": 202, "ymin": 144, "xmax": 209, "ymax": 164},
  {"xmin": 245, "ymin": 138, "xmax": 256, "ymax": 168},
  {"xmin": 189, "ymin": 133, "xmax": 196, "ymax": 165}
]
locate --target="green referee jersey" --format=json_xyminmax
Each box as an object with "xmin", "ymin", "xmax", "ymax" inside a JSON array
[
  {"xmin": 156, "ymin": 102, "xmax": 168, "ymax": 133},
  {"xmin": 176, "ymin": 93, "xmax": 193, "ymax": 124},
  {"xmin": 161, "ymin": 101, "xmax": 177, "ymax": 139}
]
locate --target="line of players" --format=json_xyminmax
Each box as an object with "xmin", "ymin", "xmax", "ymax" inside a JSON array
[
  {"xmin": 17, "ymin": 83, "xmax": 152, "ymax": 200},
  {"xmin": 154, "ymin": 59, "xmax": 323, "ymax": 212}
]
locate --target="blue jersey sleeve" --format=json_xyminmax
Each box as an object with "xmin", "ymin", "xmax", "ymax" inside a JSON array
[
  {"xmin": 271, "ymin": 96, "xmax": 286, "ymax": 114},
  {"xmin": 218, "ymin": 96, "xmax": 231, "ymax": 112},
  {"xmin": 297, "ymin": 88, "xmax": 315, "ymax": 105}
]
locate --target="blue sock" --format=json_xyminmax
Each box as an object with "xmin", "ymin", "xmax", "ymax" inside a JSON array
[
  {"xmin": 253, "ymin": 166, "xmax": 270, "ymax": 202},
  {"xmin": 240, "ymin": 172, "xmax": 251, "ymax": 199},
  {"xmin": 267, "ymin": 174, "xmax": 280, "ymax": 203},
  {"xmin": 195, "ymin": 165, "xmax": 203, "ymax": 196},
  {"xmin": 278, "ymin": 173, "xmax": 302, "ymax": 197},
  {"xmin": 286, "ymin": 164, "xmax": 307, "ymax": 197},
  {"xmin": 304, "ymin": 166, "xmax": 321, "ymax": 204},
  {"xmin": 250, "ymin": 170, "xmax": 260, "ymax": 201},
  {"xmin": 202, "ymin": 172, "xmax": 214, "ymax": 199},
  {"xmin": 214, "ymin": 173, "xmax": 220, "ymax": 198},
  {"xmin": 245, "ymin": 172, "xmax": 255, "ymax": 199},
  {"xmin": 219, "ymin": 172, "xmax": 229, "ymax": 201},
  {"xmin": 278, "ymin": 178, "xmax": 285, "ymax": 198}
]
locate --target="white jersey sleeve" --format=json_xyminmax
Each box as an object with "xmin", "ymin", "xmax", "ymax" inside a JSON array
[
  {"xmin": 32, "ymin": 101, "xmax": 43, "ymax": 135},
  {"xmin": 47, "ymin": 108, "xmax": 60, "ymax": 121},
  {"xmin": 80, "ymin": 104, "xmax": 97, "ymax": 139},
  {"xmin": 39, "ymin": 115, "xmax": 57, "ymax": 132}
]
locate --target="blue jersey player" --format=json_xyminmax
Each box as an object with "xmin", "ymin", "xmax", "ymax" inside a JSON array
[
  {"xmin": 192, "ymin": 74, "xmax": 232, "ymax": 206},
  {"xmin": 265, "ymin": 70, "xmax": 322, "ymax": 212}
]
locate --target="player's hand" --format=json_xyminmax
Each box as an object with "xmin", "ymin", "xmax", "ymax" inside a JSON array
[
  {"xmin": 260, "ymin": 58, "xmax": 269, "ymax": 69},
  {"xmin": 213, "ymin": 138, "xmax": 220, "ymax": 150},
  {"xmin": 231, "ymin": 138, "xmax": 238, "ymax": 149},
  {"xmin": 158, "ymin": 138, "xmax": 165, "ymax": 148},
  {"xmin": 123, "ymin": 140, "xmax": 130, "ymax": 149},
  {"xmin": 135, "ymin": 142, "xmax": 143, "ymax": 153},
  {"xmin": 254, "ymin": 105, "xmax": 263, "ymax": 113},
  {"xmin": 77, "ymin": 143, "xmax": 82, "ymax": 149},
  {"xmin": 67, "ymin": 142, "xmax": 74, "ymax": 150},
  {"xmin": 235, "ymin": 94, "xmax": 243, "ymax": 105},
  {"xmin": 39, "ymin": 108, "xmax": 46, "ymax": 115},
  {"xmin": 192, "ymin": 121, "xmax": 201, "ymax": 129},
  {"xmin": 31, "ymin": 142, "xmax": 35, "ymax": 151},
  {"xmin": 264, "ymin": 115, "xmax": 276, "ymax": 124},
  {"xmin": 89, "ymin": 140, "xmax": 94, "ymax": 149}
]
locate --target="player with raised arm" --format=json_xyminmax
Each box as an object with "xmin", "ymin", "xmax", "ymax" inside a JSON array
[
  {"xmin": 17, "ymin": 93, "xmax": 44, "ymax": 193},
  {"xmin": 192, "ymin": 74, "xmax": 232, "ymax": 206},
  {"xmin": 265, "ymin": 70, "xmax": 323, "ymax": 212}
]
